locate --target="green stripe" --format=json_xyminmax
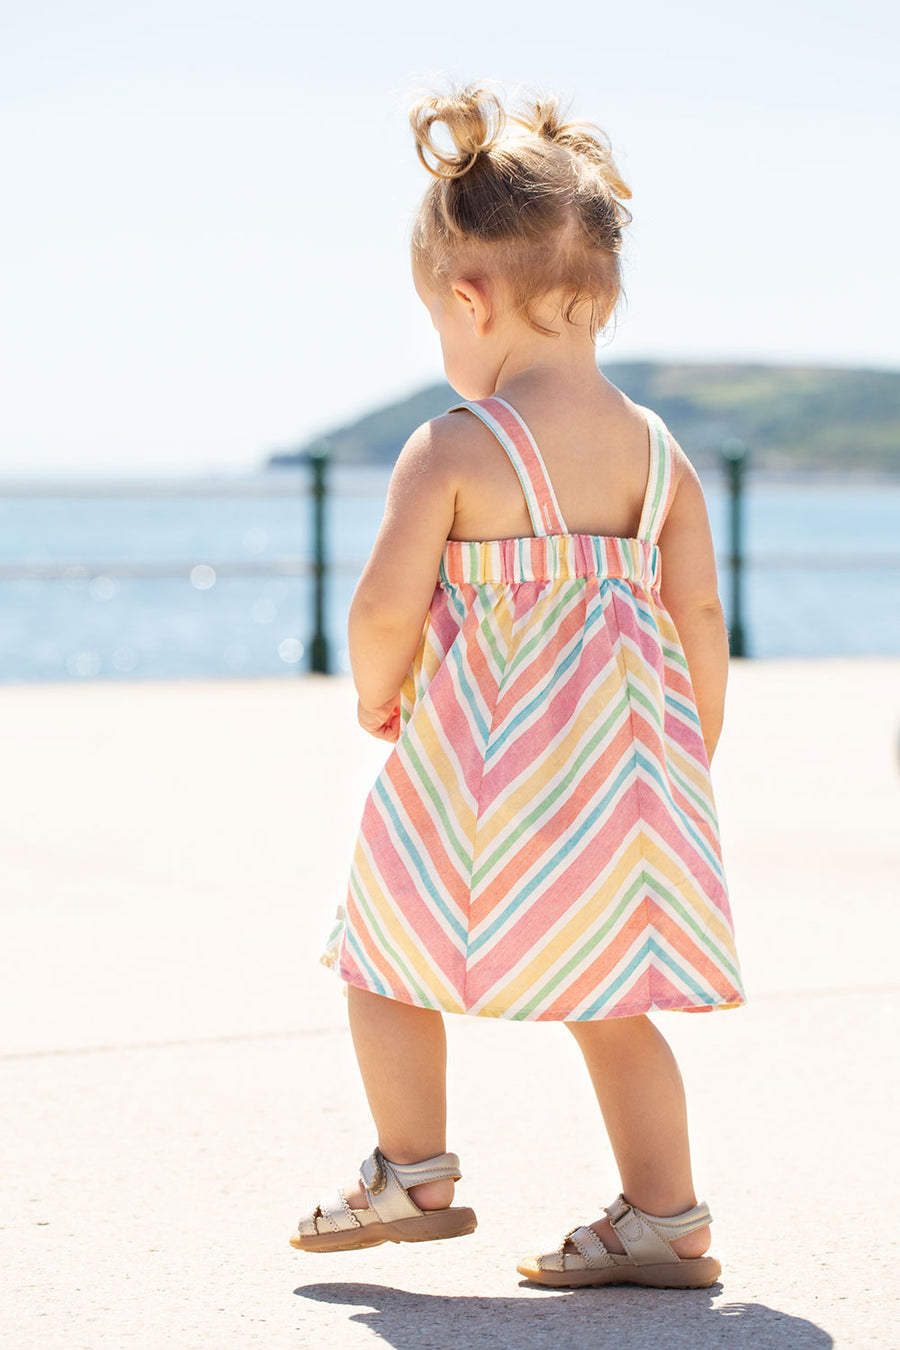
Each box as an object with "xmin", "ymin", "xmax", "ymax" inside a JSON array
[
  {"xmin": 344, "ymin": 926, "xmax": 390, "ymax": 997},
  {"xmin": 662, "ymin": 641, "xmax": 689, "ymax": 670},
  {"xmin": 511, "ymin": 863, "xmax": 740, "ymax": 1020},
  {"xmin": 624, "ymin": 679, "xmax": 664, "ymax": 731},
  {"xmin": 512, "ymin": 872, "xmax": 647, "ymax": 1018},
  {"xmin": 666, "ymin": 759, "xmax": 716, "ymax": 826},
  {"xmin": 348, "ymin": 868, "xmax": 437, "ymax": 1007},
  {"xmin": 644, "ymin": 873, "xmax": 742, "ymax": 984},
  {"xmin": 403, "ymin": 739, "xmax": 472, "ymax": 873},
  {"xmin": 496, "ymin": 580, "xmax": 585, "ymax": 694},
  {"xmin": 639, "ymin": 417, "xmax": 667, "ymax": 541},
  {"xmin": 456, "ymin": 401, "xmax": 545, "ymax": 535},
  {"xmin": 478, "ymin": 607, "xmax": 507, "ymax": 672},
  {"xmin": 472, "ymin": 686, "xmax": 631, "ymax": 886},
  {"xmin": 577, "ymin": 936, "xmax": 717, "ymax": 1018},
  {"xmin": 647, "ymin": 421, "xmax": 667, "ymax": 527}
]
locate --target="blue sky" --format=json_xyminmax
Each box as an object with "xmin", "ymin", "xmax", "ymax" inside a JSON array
[{"xmin": 2, "ymin": 0, "xmax": 897, "ymax": 474}]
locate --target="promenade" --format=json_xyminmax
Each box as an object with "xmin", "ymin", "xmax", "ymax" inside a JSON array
[{"xmin": 2, "ymin": 658, "xmax": 898, "ymax": 1349}]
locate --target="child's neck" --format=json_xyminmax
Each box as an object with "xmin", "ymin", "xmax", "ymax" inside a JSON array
[{"xmin": 492, "ymin": 345, "xmax": 609, "ymax": 404}]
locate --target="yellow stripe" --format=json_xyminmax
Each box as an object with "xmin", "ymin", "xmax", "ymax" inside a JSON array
[
  {"xmin": 666, "ymin": 740, "xmax": 716, "ymax": 799},
  {"xmin": 352, "ymin": 844, "xmax": 464, "ymax": 1012},
  {"xmin": 481, "ymin": 838, "xmax": 645, "ymax": 1010},
  {"xmin": 475, "ymin": 659, "xmax": 626, "ymax": 854},
  {"xmin": 411, "ymin": 706, "xmax": 477, "ymax": 841},
  {"xmin": 640, "ymin": 841, "xmax": 737, "ymax": 948}
]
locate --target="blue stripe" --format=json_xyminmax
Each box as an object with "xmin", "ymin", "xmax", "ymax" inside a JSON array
[
  {"xmin": 610, "ymin": 578, "xmax": 658, "ymax": 634},
  {"xmin": 372, "ymin": 778, "xmax": 469, "ymax": 945},
  {"xmin": 344, "ymin": 921, "xmax": 390, "ymax": 998},
  {"xmin": 469, "ymin": 752, "xmax": 637, "ymax": 955},
  {"xmin": 633, "ymin": 748, "xmax": 721, "ymax": 877},
  {"xmin": 348, "ymin": 871, "xmax": 446, "ymax": 1005},
  {"xmin": 665, "ymin": 690, "xmax": 702, "ymax": 728},
  {"xmin": 415, "ymin": 583, "xmax": 492, "ymax": 742},
  {"xmin": 576, "ymin": 934, "xmax": 715, "ymax": 1019},
  {"xmin": 448, "ymin": 634, "xmax": 490, "ymax": 745},
  {"xmin": 472, "ymin": 684, "xmax": 630, "ymax": 889},
  {"xmin": 485, "ymin": 591, "xmax": 607, "ymax": 761},
  {"xmin": 665, "ymin": 757, "xmax": 717, "ymax": 829},
  {"xmin": 444, "ymin": 578, "xmax": 468, "ymax": 624},
  {"xmin": 439, "ymin": 584, "xmax": 491, "ymax": 744}
]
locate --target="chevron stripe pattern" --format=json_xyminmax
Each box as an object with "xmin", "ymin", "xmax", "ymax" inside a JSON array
[{"xmin": 323, "ymin": 396, "xmax": 745, "ymax": 1020}]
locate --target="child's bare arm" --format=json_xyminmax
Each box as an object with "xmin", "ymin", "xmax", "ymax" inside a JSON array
[
  {"xmin": 348, "ymin": 421, "xmax": 457, "ymax": 721},
  {"xmin": 657, "ymin": 452, "xmax": 729, "ymax": 764}
]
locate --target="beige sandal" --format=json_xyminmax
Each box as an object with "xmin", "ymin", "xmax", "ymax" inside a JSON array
[
  {"xmin": 517, "ymin": 1193, "xmax": 721, "ymax": 1288},
  {"xmin": 290, "ymin": 1146, "xmax": 478, "ymax": 1252}
]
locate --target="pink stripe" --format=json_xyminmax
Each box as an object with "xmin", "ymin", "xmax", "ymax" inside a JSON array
[{"xmin": 482, "ymin": 398, "xmax": 565, "ymax": 533}]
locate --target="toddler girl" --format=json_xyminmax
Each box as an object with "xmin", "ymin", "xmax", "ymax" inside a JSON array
[{"xmin": 292, "ymin": 82, "xmax": 744, "ymax": 1288}]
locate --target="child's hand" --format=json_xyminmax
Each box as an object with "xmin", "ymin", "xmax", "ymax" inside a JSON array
[{"xmin": 357, "ymin": 697, "xmax": 402, "ymax": 743}]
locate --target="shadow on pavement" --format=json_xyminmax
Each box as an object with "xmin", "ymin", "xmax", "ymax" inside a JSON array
[{"xmin": 294, "ymin": 1281, "xmax": 833, "ymax": 1349}]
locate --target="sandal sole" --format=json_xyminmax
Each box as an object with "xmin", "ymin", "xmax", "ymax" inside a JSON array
[
  {"xmin": 516, "ymin": 1256, "xmax": 722, "ymax": 1288},
  {"xmin": 291, "ymin": 1206, "xmax": 478, "ymax": 1253}
]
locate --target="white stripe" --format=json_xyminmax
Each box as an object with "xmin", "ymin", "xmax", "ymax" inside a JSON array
[
  {"xmin": 475, "ymin": 651, "xmax": 628, "ymax": 848},
  {"xmin": 490, "ymin": 396, "xmax": 568, "ymax": 533},
  {"xmin": 482, "ymin": 587, "xmax": 602, "ymax": 760},
  {"xmin": 469, "ymin": 737, "xmax": 644, "ymax": 945},
  {"xmin": 351, "ymin": 838, "xmax": 467, "ymax": 987},
  {"xmin": 362, "ymin": 786, "xmax": 469, "ymax": 939},
  {"xmin": 467, "ymin": 837, "xmax": 646, "ymax": 1016},
  {"xmin": 563, "ymin": 921, "xmax": 704, "ymax": 1020},
  {"xmin": 448, "ymin": 401, "xmax": 548, "ymax": 536},
  {"xmin": 636, "ymin": 409, "xmax": 667, "ymax": 542},
  {"xmin": 406, "ymin": 708, "xmax": 479, "ymax": 824},
  {"xmin": 640, "ymin": 853, "xmax": 731, "ymax": 948}
]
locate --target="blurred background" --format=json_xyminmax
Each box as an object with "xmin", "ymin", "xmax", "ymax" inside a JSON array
[{"xmin": 2, "ymin": 0, "xmax": 898, "ymax": 681}]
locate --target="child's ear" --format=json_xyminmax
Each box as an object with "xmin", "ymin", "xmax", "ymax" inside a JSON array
[{"xmin": 451, "ymin": 277, "xmax": 493, "ymax": 335}]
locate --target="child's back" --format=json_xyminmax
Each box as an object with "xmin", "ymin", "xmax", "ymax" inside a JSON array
[{"xmin": 445, "ymin": 377, "xmax": 657, "ymax": 544}]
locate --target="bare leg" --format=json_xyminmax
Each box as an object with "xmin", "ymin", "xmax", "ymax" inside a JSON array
[
  {"xmin": 342, "ymin": 985, "xmax": 455, "ymax": 1212},
  {"xmin": 566, "ymin": 1014, "xmax": 711, "ymax": 1258}
]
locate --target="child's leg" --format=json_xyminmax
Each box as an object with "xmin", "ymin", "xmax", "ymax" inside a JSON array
[
  {"xmin": 342, "ymin": 984, "xmax": 455, "ymax": 1212},
  {"xmin": 565, "ymin": 1014, "xmax": 711, "ymax": 1258}
]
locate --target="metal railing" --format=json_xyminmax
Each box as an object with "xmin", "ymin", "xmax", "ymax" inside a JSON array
[{"xmin": 1, "ymin": 440, "xmax": 897, "ymax": 674}]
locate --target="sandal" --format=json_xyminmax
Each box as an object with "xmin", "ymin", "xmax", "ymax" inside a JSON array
[
  {"xmin": 290, "ymin": 1146, "xmax": 478, "ymax": 1252},
  {"xmin": 517, "ymin": 1193, "xmax": 721, "ymax": 1288}
]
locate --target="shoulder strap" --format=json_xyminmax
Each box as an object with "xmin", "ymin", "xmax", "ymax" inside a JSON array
[
  {"xmin": 636, "ymin": 408, "xmax": 677, "ymax": 544},
  {"xmin": 446, "ymin": 396, "xmax": 568, "ymax": 536}
]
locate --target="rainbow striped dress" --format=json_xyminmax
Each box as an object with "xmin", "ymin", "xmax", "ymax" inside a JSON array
[{"xmin": 322, "ymin": 396, "xmax": 745, "ymax": 1020}]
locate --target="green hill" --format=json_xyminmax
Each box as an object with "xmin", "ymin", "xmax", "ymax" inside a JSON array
[{"xmin": 268, "ymin": 363, "xmax": 900, "ymax": 472}]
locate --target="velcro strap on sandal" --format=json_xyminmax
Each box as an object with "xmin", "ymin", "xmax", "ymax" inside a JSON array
[
  {"xmin": 295, "ymin": 1210, "xmax": 320, "ymax": 1239},
  {"xmin": 376, "ymin": 1152, "xmax": 462, "ymax": 1187},
  {"xmin": 567, "ymin": 1225, "xmax": 615, "ymax": 1269},
  {"xmin": 317, "ymin": 1189, "xmax": 363, "ymax": 1233},
  {"xmin": 359, "ymin": 1148, "xmax": 461, "ymax": 1224},
  {"xmin": 605, "ymin": 1194, "xmax": 712, "ymax": 1266}
]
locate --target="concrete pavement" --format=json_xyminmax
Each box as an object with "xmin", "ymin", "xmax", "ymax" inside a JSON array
[{"xmin": 2, "ymin": 659, "xmax": 898, "ymax": 1348}]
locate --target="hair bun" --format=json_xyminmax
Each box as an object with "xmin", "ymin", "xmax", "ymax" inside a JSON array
[
  {"xmin": 409, "ymin": 84, "xmax": 506, "ymax": 180},
  {"xmin": 510, "ymin": 93, "xmax": 631, "ymax": 204}
]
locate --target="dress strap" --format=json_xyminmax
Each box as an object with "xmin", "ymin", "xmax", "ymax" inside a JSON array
[
  {"xmin": 446, "ymin": 396, "xmax": 568, "ymax": 536},
  {"xmin": 636, "ymin": 408, "xmax": 677, "ymax": 544}
]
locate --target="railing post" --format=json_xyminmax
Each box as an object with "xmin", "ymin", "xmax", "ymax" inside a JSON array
[
  {"xmin": 721, "ymin": 437, "xmax": 748, "ymax": 658},
  {"xmin": 307, "ymin": 442, "xmax": 330, "ymax": 674}
]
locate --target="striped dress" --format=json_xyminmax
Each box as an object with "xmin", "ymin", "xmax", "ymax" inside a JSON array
[{"xmin": 322, "ymin": 396, "xmax": 745, "ymax": 1020}]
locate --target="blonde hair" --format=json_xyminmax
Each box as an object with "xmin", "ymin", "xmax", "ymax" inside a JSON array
[{"xmin": 409, "ymin": 82, "xmax": 633, "ymax": 341}]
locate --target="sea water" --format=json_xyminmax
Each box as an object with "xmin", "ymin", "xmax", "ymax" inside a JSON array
[{"xmin": 0, "ymin": 470, "xmax": 897, "ymax": 682}]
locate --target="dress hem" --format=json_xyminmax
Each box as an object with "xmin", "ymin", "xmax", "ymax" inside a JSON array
[{"xmin": 329, "ymin": 957, "xmax": 745, "ymax": 1022}]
